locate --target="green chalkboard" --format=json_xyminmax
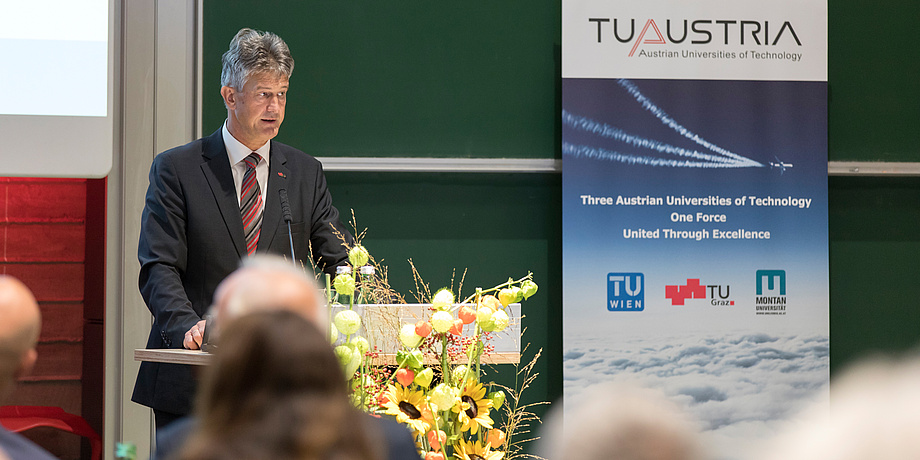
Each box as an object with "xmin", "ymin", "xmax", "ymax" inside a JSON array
[
  {"xmin": 828, "ymin": 0, "xmax": 920, "ymax": 162},
  {"xmin": 205, "ymin": 1, "xmax": 919, "ymax": 162},
  {"xmin": 203, "ymin": 0, "xmax": 560, "ymax": 159},
  {"xmin": 201, "ymin": 0, "xmax": 920, "ymax": 421},
  {"xmin": 829, "ymin": 176, "xmax": 920, "ymax": 372}
]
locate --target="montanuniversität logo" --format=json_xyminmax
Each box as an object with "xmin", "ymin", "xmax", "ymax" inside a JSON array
[
  {"xmin": 608, "ymin": 273, "xmax": 644, "ymax": 311},
  {"xmin": 755, "ymin": 269, "xmax": 787, "ymax": 315}
]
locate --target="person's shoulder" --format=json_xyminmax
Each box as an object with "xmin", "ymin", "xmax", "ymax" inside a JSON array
[
  {"xmin": 153, "ymin": 416, "xmax": 198, "ymax": 460},
  {"xmin": 155, "ymin": 130, "xmax": 222, "ymax": 164},
  {"xmin": 270, "ymin": 140, "xmax": 321, "ymax": 167},
  {"xmin": 0, "ymin": 427, "xmax": 58, "ymax": 460},
  {"xmin": 363, "ymin": 414, "xmax": 419, "ymax": 460}
]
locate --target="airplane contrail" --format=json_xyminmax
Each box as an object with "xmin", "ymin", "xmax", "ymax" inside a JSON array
[{"xmin": 563, "ymin": 79, "xmax": 765, "ymax": 169}]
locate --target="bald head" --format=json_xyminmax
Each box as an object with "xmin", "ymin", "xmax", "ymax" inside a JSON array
[
  {"xmin": 0, "ymin": 276, "xmax": 41, "ymax": 399},
  {"xmin": 213, "ymin": 255, "xmax": 325, "ymax": 328}
]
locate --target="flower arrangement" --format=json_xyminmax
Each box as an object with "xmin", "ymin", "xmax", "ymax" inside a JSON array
[{"xmin": 324, "ymin": 240, "xmax": 544, "ymax": 460}]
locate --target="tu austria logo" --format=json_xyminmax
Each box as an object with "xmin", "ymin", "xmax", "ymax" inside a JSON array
[
  {"xmin": 586, "ymin": 17, "xmax": 802, "ymax": 56},
  {"xmin": 608, "ymin": 273, "xmax": 644, "ymax": 311}
]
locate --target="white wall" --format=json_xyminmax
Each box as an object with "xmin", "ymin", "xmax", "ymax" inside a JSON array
[{"xmin": 106, "ymin": 1, "xmax": 200, "ymax": 458}]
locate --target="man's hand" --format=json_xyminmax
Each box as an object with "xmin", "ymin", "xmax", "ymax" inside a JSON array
[{"xmin": 183, "ymin": 319, "xmax": 207, "ymax": 350}]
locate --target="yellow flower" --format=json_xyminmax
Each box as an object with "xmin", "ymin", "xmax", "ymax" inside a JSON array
[
  {"xmin": 381, "ymin": 384, "xmax": 433, "ymax": 434},
  {"xmin": 451, "ymin": 380, "xmax": 493, "ymax": 434},
  {"xmin": 454, "ymin": 440, "xmax": 505, "ymax": 460}
]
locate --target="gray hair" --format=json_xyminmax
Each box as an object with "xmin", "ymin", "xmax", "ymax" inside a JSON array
[
  {"xmin": 220, "ymin": 28, "xmax": 294, "ymax": 91},
  {"xmin": 539, "ymin": 383, "xmax": 705, "ymax": 460},
  {"xmin": 214, "ymin": 254, "xmax": 327, "ymax": 330},
  {"xmin": 757, "ymin": 356, "xmax": 920, "ymax": 460}
]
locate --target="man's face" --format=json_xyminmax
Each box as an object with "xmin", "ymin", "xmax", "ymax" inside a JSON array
[{"xmin": 222, "ymin": 73, "xmax": 289, "ymax": 150}]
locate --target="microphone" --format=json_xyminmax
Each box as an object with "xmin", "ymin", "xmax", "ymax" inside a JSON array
[
  {"xmin": 278, "ymin": 188, "xmax": 296, "ymax": 262},
  {"xmin": 201, "ymin": 314, "xmax": 217, "ymax": 352}
]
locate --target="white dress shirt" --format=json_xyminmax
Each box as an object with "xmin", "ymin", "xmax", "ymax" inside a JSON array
[{"xmin": 222, "ymin": 121, "xmax": 270, "ymax": 207}]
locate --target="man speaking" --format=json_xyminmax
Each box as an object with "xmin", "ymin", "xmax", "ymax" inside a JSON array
[{"xmin": 132, "ymin": 28, "xmax": 352, "ymax": 430}]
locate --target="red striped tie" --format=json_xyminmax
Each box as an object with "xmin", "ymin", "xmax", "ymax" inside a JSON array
[{"xmin": 240, "ymin": 153, "xmax": 263, "ymax": 255}]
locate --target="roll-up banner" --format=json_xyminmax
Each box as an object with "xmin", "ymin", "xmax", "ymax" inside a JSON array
[{"xmin": 561, "ymin": 1, "xmax": 828, "ymax": 458}]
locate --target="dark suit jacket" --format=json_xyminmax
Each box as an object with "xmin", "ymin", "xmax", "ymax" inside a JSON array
[
  {"xmin": 152, "ymin": 415, "xmax": 419, "ymax": 460},
  {"xmin": 132, "ymin": 129, "xmax": 351, "ymax": 415}
]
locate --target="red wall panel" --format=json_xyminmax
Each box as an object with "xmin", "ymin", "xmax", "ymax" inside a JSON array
[
  {"xmin": 1, "ymin": 178, "xmax": 92, "ymax": 460},
  {"xmin": 39, "ymin": 302, "xmax": 85, "ymax": 341},
  {"xmin": 0, "ymin": 179, "xmax": 86, "ymax": 223},
  {"xmin": 0, "ymin": 263, "xmax": 85, "ymax": 302},
  {"xmin": 8, "ymin": 381, "xmax": 82, "ymax": 415},
  {"xmin": 30, "ymin": 342, "xmax": 84, "ymax": 379},
  {"xmin": 2, "ymin": 224, "xmax": 86, "ymax": 262}
]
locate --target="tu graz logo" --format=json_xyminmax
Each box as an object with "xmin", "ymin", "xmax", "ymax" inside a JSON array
[{"xmin": 665, "ymin": 278, "xmax": 733, "ymax": 306}]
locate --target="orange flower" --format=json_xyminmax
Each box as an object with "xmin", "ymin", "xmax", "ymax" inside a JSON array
[
  {"xmin": 426, "ymin": 429, "xmax": 447, "ymax": 451},
  {"xmin": 488, "ymin": 428, "xmax": 506, "ymax": 449}
]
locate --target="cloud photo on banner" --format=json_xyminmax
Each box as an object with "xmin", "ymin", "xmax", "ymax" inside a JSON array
[{"xmin": 564, "ymin": 332, "xmax": 829, "ymax": 460}]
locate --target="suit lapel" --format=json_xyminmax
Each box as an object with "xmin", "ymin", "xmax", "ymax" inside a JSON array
[
  {"xmin": 258, "ymin": 143, "xmax": 290, "ymax": 252},
  {"xmin": 200, "ymin": 130, "xmax": 247, "ymax": 257}
]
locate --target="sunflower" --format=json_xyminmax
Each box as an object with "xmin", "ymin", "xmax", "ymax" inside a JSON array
[
  {"xmin": 451, "ymin": 380, "xmax": 493, "ymax": 434},
  {"xmin": 454, "ymin": 440, "xmax": 505, "ymax": 460},
  {"xmin": 381, "ymin": 384, "xmax": 434, "ymax": 434}
]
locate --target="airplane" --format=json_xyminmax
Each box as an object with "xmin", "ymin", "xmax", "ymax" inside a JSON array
[{"xmin": 769, "ymin": 157, "xmax": 793, "ymax": 175}]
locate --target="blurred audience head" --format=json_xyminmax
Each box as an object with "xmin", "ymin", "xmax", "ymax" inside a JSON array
[
  {"xmin": 540, "ymin": 383, "xmax": 705, "ymax": 460},
  {"xmin": 178, "ymin": 309, "xmax": 377, "ymax": 460},
  {"xmin": 0, "ymin": 275, "xmax": 41, "ymax": 400},
  {"xmin": 758, "ymin": 355, "xmax": 920, "ymax": 460},
  {"xmin": 211, "ymin": 254, "xmax": 326, "ymax": 333}
]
